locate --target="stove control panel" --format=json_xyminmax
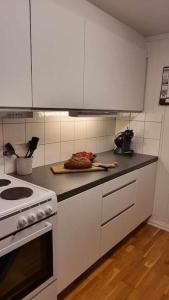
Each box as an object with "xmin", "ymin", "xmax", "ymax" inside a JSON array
[
  {"xmin": 37, "ymin": 209, "xmax": 45, "ymax": 219},
  {"xmin": 45, "ymin": 205, "xmax": 53, "ymax": 216},
  {"xmin": 27, "ymin": 213, "xmax": 36, "ymax": 224},
  {"xmin": 18, "ymin": 216, "xmax": 28, "ymax": 228},
  {"xmin": 17, "ymin": 203, "xmax": 56, "ymax": 229}
]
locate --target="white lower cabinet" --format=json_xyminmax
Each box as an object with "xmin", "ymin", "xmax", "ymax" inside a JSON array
[
  {"xmin": 100, "ymin": 205, "xmax": 136, "ymax": 256},
  {"xmin": 57, "ymin": 163, "xmax": 157, "ymax": 293},
  {"xmin": 100, "ymin": 163, "xmax": 157, "ymax": 256},
  {"xmin": 57, "ymin": 186, "xmax": 102, "ymax": 293},
  {"xmin": 102, "ymin": 173, "xmax": 137, "ymax": 225},
  {"xmin": 135, "ymin": 162, "xmax": 157, "ymax": 225}
]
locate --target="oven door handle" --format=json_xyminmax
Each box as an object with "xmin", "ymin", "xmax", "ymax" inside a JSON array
[{"xmin": 0, "ymin": 222, "xmax": 52, "ymax": 257}]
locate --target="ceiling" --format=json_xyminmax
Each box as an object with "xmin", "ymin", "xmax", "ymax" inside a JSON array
[{"xmin": 87, "ymin": 0, "xmax": 169, "ymax": 36}]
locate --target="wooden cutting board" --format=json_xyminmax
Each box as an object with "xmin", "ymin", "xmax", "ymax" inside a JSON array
[{"xmin": 51, "ymin": 162, "xmax": 118, "ymax": 174}]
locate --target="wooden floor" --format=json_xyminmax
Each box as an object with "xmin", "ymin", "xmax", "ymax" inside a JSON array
[{"xmin": 59, "ymin": 224, "xmax": 169, "ymax": 300}]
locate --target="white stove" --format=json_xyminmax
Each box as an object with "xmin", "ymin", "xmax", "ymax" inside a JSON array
[
  {"xmin": 0, "ymin": 174, "xmax": 57, "ymax": 218},
  {"xmin": 0, "ymin": 175, "xmax": 57, "ymax": 300},
  {"xmin": 0, "ymin": 174, "xmax": 57, "ymax": 239}
]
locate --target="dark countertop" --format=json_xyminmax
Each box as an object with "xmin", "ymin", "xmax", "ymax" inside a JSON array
[{"xmin": 13, "ymin": 152, "xmax": 158, "ymax": 202}]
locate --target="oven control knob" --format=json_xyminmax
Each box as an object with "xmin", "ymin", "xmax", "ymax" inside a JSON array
[
  {"xmin": 28, "ymin": 213, "xmax": 36, "ymax": 224},
  {"xmin": 37, "ymin": 209, "xmax": 45, "ymax": 219},
  {"xmin": 45, "ymin": 206, "xmax": 53, "ymax": 216},
  {"xmin": 18, "ymin": 217, "xmax": 28, "ymax": 228}
]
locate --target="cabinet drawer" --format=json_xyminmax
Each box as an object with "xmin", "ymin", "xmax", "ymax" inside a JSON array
[
  {"xmin": 102, "ymin": 179, "xmax": 137, "ymax": 225},
  {"xmin": 102, "ymin": 170, "xmax": 137, "ymax": 196},
  {"xmin": 100, "ymin": 204, "xmax": 136, "ymax": 256}
]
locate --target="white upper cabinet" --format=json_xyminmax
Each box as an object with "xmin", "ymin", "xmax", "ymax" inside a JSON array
[
  {"xmin": 31, "ymin": 0, "xmax": 84, "ymax": 109},
  {"xmin": 84, "ymin": 21, "xmax": 146, "ymax": 111},
  {"xmin": 0, "ymin": 0, "xmax": 32, "ymax": 108}
]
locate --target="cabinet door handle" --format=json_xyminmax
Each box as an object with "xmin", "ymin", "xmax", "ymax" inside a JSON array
[
  {"xmin": 103, "ymin": 180, "xmax": 136, "ymax": 198},
  {"xmin": 101, "ymin": 203, "xmax": 135, "ymax": 227}
]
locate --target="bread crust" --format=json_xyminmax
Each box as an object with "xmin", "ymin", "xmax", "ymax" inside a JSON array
[{"xmin": 64, "ymin": 157, "xmax": 92, "ymax": 169}]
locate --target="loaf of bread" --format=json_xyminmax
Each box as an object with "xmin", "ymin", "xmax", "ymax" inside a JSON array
[
  {"xmin": 72, "ymin": 151, "xmax": 96, "ymax": 161},
  {"xmin": 64, "ymin": 157, "xmax": 92, "ymax": 169}
]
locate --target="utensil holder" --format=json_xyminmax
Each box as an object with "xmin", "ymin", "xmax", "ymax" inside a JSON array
[{"xmin": 16, "ymin": 157, "xmax": 32, "ymax": 176}]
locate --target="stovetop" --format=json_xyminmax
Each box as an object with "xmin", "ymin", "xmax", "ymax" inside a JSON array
[{"xmin": 0, "ymin": 175, "xmax": 56, "ymax": 218}]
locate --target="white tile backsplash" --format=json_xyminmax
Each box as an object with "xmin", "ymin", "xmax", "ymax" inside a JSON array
[
  {"xmin": 45, "ymin": 143, "xmax": 60, "ymax": 165},
  {"xmin": 115, "ymin": 120, "xmax": 129, "ymax": 134},
  {"xmin": 144, "ymin": 122, "xmax": 161, "ymax": 139},
  {"xmin": 32, "ymin": 145, "xmax": 45, "ymax": 168},
  {"xmin": 85, "ymin": 138, "xmax": 97, "ymax": 153},
  {"xmin": 0, "ymin": 149, "xmax": 4, "ymax": 174},
  {"xmin": 3, "ymin": 118, "xmax": 25, "ymax": 124},
  {"xmin": 45, "ymin": 122, "xmax": 60, "ymax": 144},
  {"xmin": 0, "ymin": 124, "xmax": 3, "ymax": 147},
  {"xmin": 26, "ymin": 123, "xmax": 45, "ymax": 145},
  {"xmin": 143, "ymin": 139, "xmax": 160, "ymax": 156},
  {"xmin": 106, "ymin": 120, "xmax": 116, "ymax": 136},
  {"xmin": 60, "ymin": 141, "xmax": 75, "ymax": 161},
  {"xmin": 131, "ymin": 137, "xmax": 144, "ymax": 154},
  {"xmin": 116, "ymin": 112, "xmax": 162, "ymax": 155},
  {"xmin": 74, "ymin": 139, "xmax": 87, "ymax": 152},
  {"xmin": 0, "ymin": 113, "xmax": 116, "ymax": 173},
  {"xmin": 86, "ymin": 121, "xmax": 100, "ymax": 138},
  {"xmin": 61, "ymin": 122, "xmax": 75, "ymax": 142},
  {"xmin": 97, "ymin": 136, "xmax": 111, "ymax": 153},
  {"xmin": 145, "ymin": 112, "xmax": 163, "ymax": 123},
  {"xmin": 130, "ymin": 112, "xmax": 145, "ymax": 121},
  {"xmin": 3, "ymin": 123, "xmax": 25, "ymax": 145},
  {"xmin": 130, "ymin": 121, "xmax": 144, "ymax": 137},
  {"xmin": 75, "ymin": 121, "xmax": 86, "ymax": 140}
]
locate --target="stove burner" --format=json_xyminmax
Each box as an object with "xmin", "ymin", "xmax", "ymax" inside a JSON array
[
  {"xmin": 0, "ymin": 179, "xmax": 11, "ymax": 187},
  {"xmin": 0, "ymin": 187, "xmax": 33, "ymax": 200}
]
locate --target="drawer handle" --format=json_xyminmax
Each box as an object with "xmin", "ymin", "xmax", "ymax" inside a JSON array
[
  {"xmin": 103, "ymin": 180, "xmax": 136, "ymax": 198},
  {"xmin": 101, "ymin": 203, "xmax": 135, "ymax": 227}
]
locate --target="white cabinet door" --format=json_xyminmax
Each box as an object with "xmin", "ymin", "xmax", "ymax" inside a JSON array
[
  {"xmin": 31, "ymin": 0, "xmax": 84, "ymax": 109},
  {"xmin": 0, "ymin": 0, "xmax": 32, "ymax": 108},
  {"xmin": 135, "ymin": 163, "xmax": 157, "ymax": 225},
  {"xmin": 57, "ymin": 187, "xmax": 102, "ymax": 293},
  {"xmin": 84, "ymin": 21, "xmax": 146, "ymax": 111},
  {"xmin": 102, "ymin": 180, "xmax": 137, "ymax": 224},
  {"xmin": 101, "ymin": 205, "xmax": 136, "ymax": 256},
  {"xmin": 100, "ymin": 163, "xmax": 157, "ymax": 256}
]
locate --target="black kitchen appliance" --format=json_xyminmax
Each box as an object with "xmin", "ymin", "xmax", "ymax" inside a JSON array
[{"xmin": 114, "ymin": 129, "xmax": 134, "ymax": 155}]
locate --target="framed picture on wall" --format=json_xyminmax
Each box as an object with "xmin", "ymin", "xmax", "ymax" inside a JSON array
[{"xmin": 159, "ymin": 66, "xmax": 169, "ymax": 105}]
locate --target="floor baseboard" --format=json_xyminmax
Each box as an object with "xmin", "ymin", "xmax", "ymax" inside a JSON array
[{"xmin": 148, "ymin": 218, "xmax": 169, "ymax": 232}]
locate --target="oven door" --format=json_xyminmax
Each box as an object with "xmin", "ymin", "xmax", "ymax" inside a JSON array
[{"xmin": 0, "ymin": 217, "xmax": 57, "ymax": 300}]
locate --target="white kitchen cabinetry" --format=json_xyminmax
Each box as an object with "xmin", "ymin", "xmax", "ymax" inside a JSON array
[
  {"xmin": 57, "ymin": 163, "xmax": 157, "ymax": 293},
  {"xmin": 100, "ymin": 171, "xmax": 138, "ymax": 256},
  {"xmin": 84, "ymin": 21, "xmax": 146, "ymax": 111},
  {"xmin": 0, "ymin": 0, "xmax": 32, "ymax": 108},
  {"xmin": 31, "ymin": 0, "xmax": 84, "ymax": 109},
  {"xmin": 100, "ymin": 205, "xmax": 136, "ymax": 256},
  {"xmin": 100, "ymin": 164, "xmax": 156, "ymax": 256},
  {"xmin": 102, "ymin": 178, "xmax": 137, "ymax": 225},
  {"xmin": 135, "ymin": 163, "xmax": 157, "ymax": 225},
  {"xmin": 57, "ymin": 186, "xmax": 102, "ymax": 293}
]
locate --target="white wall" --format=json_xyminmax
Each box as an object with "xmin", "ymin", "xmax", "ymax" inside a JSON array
[
  {"xmin": 144, "ymin": 35, "xmax": 169, "ymax": 231},
  {"xmin": 116, "ymin": 36, "xmax": 169, "ymax": 231}
]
